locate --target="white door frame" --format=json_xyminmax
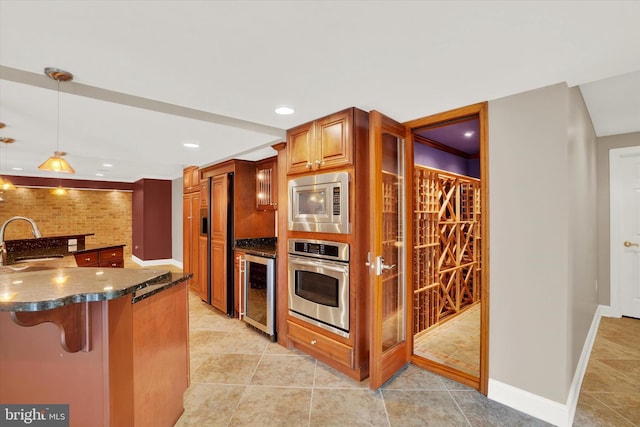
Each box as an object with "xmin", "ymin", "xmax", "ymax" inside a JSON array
[{"xmin": 609, "ymin": 145, "xmax": 640, "ymax": 317}]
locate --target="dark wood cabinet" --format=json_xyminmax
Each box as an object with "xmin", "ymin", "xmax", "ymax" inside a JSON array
[
  {"xmin": 74, "ymin": 245, "xmax": 125, "ymax": 268},
  {"xmin": 183, "ymin": 166, "xmax": 203, "ymax": 300},
  {"xmin": 286, "ymin": 108, "xmax": 353, "ymax": 175},
  {"xmin": 282, "ymin": 106, "xmax": 371, "ymax": 381},
  {"xmin": 183, "ymin": 166, "xmax": 200, "ymax": 193},
  {"xmin": 201, "ymin": 160, "xmax": 276, "ymax": 317},
  {"xmin": 210, "ymin": 174, "xmax": 229, "ymax": 312}
]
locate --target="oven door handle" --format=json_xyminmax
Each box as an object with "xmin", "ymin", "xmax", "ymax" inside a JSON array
[{"xmin": 289, "ymin": 255, "xmax": 348, "ymax": 273}]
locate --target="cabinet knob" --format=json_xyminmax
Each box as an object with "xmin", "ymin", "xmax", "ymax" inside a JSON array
[
  {"xmin": 315, "ymin": 159, "xmax": 325, "ymax": 166},
  {"xmin": 305, "ymin": 162, "xmax": 312, "ymax": 169},
  {"xmin": 310, "ymin": 339, "xmax": 317, "ymax": 345},
  {"xmin": 85, "ymin": 257, "xmax": 91, "ymax": 261}
]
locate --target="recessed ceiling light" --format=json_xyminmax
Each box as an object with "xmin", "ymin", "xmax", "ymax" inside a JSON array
[
  {"xmin": 103, "ymin": 163, "xmax": 113, "ymax": 168},
  {"xmin": 183, "ymin": 142, "xmax": 199, "ymax": 148},
  {"xmin": 12, "ymin": 167, "xmax": 23, "ymax": 171},
  {"xmin": 464, "ymin": 131, "xmax": 476, "ymax": 138},
  {"xmin": 96, "ymin": 173, "xmax": 104, "ymax": 177},
  {"xmin": 275, "ymin": 105, "xmax": 295, "ymax": 115}
]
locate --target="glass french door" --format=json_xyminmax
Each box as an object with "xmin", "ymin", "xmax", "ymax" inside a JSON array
[{"xmin": 368, "ymin": 111, "xmax": 411, "ymax": 389}]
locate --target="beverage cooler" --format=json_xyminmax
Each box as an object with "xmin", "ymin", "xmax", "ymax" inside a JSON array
[{"xmin": 240, "ymin": 254, "xmax": 276, "ymax": 339}]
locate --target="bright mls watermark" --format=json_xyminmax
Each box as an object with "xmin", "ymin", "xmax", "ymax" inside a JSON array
[{"xmin": 0, "ymin": 405, "xmax": 69, "ymax": 426}]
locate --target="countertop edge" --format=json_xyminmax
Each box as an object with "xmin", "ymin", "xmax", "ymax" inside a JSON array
[{"xmin": 0, "ymin": 270, "xmax": 193, "ymax": 312}]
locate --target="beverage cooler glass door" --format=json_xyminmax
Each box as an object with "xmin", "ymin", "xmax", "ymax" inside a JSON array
[{"xmin": 243, "ymin": 254, "xmax": 275, "ymax": 337}]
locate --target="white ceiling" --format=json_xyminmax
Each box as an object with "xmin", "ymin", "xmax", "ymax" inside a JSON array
[{"xmin": 1, "ymin": 1, "xmax": 639, "ymax": 183}]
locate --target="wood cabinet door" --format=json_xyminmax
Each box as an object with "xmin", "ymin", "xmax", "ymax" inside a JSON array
[
  {"xmin": 198, "ymin": 237, "xmax": 208, "ymax": 301},
  {"xmin": 199, "ymin": 181, "xmax": 208, "ymax": 207},
  {"xmin": 316, "ymin": 109, "xmax": 352, "ymax": 170},
  {"xmin": 182, "ymin": 194, "xmax": 194, "ymax": 284},
  {"xmin": 286, "ymin": 122, "xmax": 315, "ymax": 174},
  {"xmin": 210, "ymin": 174, "xmax": 228, "ymax": 312},
  {"xmin": 190, "ymin": 192, "xmax": 200, "ymax": 289},
  {"xmin": 183, "ymin": 168, "xmax": 193, "ymax": 192}
]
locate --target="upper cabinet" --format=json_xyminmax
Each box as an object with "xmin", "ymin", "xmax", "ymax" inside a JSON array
[
  {"xmin": 286, "ymin": 108, "xmax": 353, "ymax": 175},
  {"xmin": 256, "ymin": 156, "xmax": 277, "ymax": 210},
  {"xmin": 183, "ymin": 166, "xmax": 200, "ymax": 193}
]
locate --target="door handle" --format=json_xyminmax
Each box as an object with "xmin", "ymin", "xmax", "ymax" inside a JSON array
[
  {"xmin": 375, "ymin": 256, "xmax": 396, "ymax": 276},
  {"xmin": 624, "ymin": 241, "xmax": 639, "ymax": 247}
]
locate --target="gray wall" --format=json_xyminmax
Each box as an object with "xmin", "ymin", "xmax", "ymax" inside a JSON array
[
  {"xmin": 596, "ymin": 132, "xmax": 640, "ymax": 305},
  {"xmin": 172, "ymin": 177, "xmax": 183, "ymax": 263},
  {"xmin": 489, "ymin": 83, "xmax": 598, "ymax": 403},
  {"xmin": 567, "ymin": 86, "xmax": 599, "ymax": 382}
]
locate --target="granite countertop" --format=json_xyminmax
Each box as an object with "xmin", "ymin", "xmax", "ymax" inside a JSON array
[
  {"xmin": 3, "ymin": 233, "xmax": 95, "ymax": 243},
  {"xmin": 0, "ymin": 264, "xmax": 192, "ymax": 312},
  {"xmin": 71, "ymin": 243, "xmax": 126, "ymax": 254},
  {"xmin": 234, "ymin": 237, "xmax": 277, "ymax": 258}
]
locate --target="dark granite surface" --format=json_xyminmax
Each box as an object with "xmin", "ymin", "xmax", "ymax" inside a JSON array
[
  {"xmin": 4, "ymin": 234, "xmax": 94, "ymax": 264},
  {"xmin": 0, "ymin": 264, "xmax": 192, "ymax": 312},
  {"xmin": 234, "ymin": 237, "xmax": 277, "ymax": 258}
]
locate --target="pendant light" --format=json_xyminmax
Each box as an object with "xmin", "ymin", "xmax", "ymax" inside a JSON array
[{"xmin": 38, "ymin": 67, "xmax": 75, "ymax": 174}]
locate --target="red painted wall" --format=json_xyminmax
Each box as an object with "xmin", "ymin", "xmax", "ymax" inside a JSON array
[{"xmin": 132, "ymin": 179, "xmax": 172, "ymax": 260}]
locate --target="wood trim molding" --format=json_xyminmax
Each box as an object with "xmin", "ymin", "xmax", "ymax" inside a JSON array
[{"xmin": 413, "ymin": 133, "xmax": 474, "ymax": 159}]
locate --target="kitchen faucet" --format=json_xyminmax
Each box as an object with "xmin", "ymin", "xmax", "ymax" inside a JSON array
[{"xmin": 0, "ymin": 216, "xmax": 43, "ymax": 266}]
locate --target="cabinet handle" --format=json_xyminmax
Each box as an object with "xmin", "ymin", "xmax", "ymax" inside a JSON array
[
  {"xmin": 85, "ymin": 257, "xmax": 91, "ymax": 261},
  {"xmin": 310, "ymin": 339, "xmax": 317, "ymax": 345},
  {"xmin": 315, "ymin": 159, "xmax": 325, "ymax": 166},
  {"xmin": 305, "ymin": 162, "xmax": 312, "ymax": 169}
]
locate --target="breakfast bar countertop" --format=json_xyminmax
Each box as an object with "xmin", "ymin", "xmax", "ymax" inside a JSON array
[{"xmin": 0, "ymin": 266, "xmax": 191, "ymax": 312}]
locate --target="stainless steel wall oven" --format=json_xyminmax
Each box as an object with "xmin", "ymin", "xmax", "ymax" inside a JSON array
[{"xmin": 288, "ymin": 239, "xmax": 349, "ymax": 337}]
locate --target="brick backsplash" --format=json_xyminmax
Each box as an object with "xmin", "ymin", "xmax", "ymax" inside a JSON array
[{"xmin": 0, "ymin": 187, "xmax": 133, "ymax": 260}]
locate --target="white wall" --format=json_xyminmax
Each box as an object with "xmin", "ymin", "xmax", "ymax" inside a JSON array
[{"xmin": 489, "ymin": 83, "xmax": 572, "ymax": 403}]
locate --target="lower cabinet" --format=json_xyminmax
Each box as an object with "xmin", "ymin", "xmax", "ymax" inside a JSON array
[
  {"xmin": 287, "ymin": 320, "xmax": 354, "ymax": 370},
  {"xmin": 74, "ymin": 246, "xmax": 125, "ymax": 268}
]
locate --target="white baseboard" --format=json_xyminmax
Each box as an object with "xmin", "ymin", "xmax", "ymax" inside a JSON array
[
  {"xmin": 488, "ymin": 304, "xmax": 608, "ymax": 427},
  {"xmin": 488, "ymin": 379, "xmax": 567, "ymax": 426},
  {"xmin": 131, "ymin": 255, "xmax": 183, "ymax": 269}
]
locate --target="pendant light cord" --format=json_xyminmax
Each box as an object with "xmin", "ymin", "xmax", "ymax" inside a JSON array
[{"xmin": 56, "ymin": 80, "xmax": 60, "ymax": 154}]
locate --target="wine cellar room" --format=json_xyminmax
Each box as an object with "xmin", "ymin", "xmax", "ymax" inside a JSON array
[{"xmin": 411, "ymin": 113, "xmax": 483, "ymax": 379}]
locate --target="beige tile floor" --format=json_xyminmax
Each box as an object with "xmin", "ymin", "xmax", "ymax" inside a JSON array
[
  {"xmin": 175, "ymin": 291, "xmax": 552, "ymax": 426},
  {"xmin": 128, "ymin": 262, "xmax": 637, "ymax": 426}
]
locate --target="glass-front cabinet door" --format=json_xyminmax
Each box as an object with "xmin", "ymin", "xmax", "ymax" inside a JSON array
[{"xmin": 368, "ymin": 111, "xmax": 411, "ymax": 389}]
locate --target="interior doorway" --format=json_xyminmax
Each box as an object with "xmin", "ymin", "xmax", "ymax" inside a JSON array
[{"xmin": 404, "ymin": 103, "xmax": 489, "ymax": 393}]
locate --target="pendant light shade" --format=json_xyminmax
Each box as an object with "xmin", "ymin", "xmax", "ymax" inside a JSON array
[
  {"xmin": 38, "ymin": 151, "xmax": 75, "ymax": 173},
  {"xmin": 40, "ymin": 67, "xmax": 75, "ymax": 174}
]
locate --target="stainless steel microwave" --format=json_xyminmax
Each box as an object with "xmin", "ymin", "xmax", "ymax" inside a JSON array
[{"xmin": 288, "ymin": 171, "xmax": 350, "ymax": 234}]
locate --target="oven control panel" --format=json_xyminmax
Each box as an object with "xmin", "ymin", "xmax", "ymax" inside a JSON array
[{"xmin": 288, "ymin": 239, "xmax": 349, "ymax": 262}]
